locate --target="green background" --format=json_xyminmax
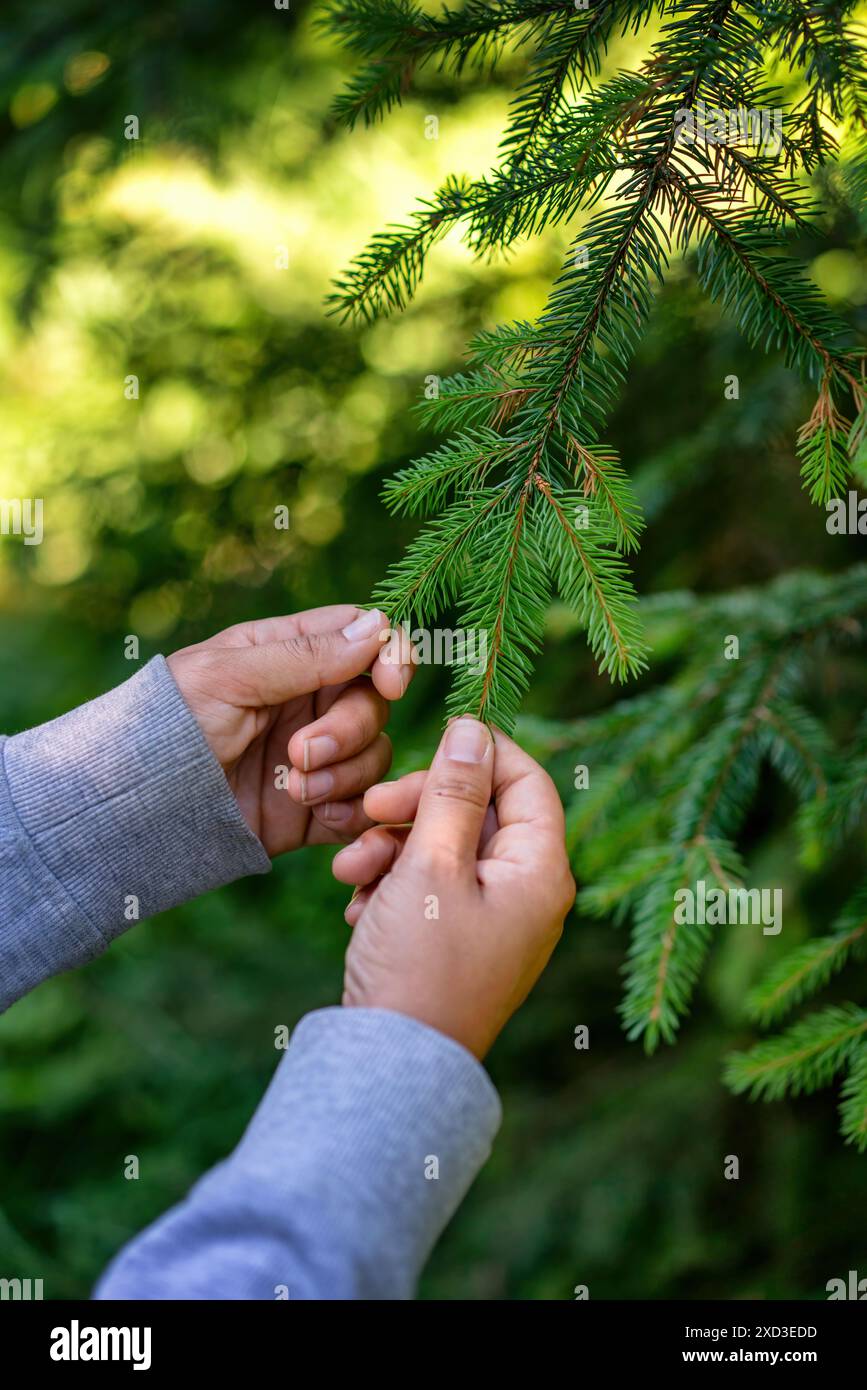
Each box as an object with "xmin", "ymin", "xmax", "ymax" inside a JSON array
[{"xmin": 0, "ymin": 0, "xmax": 865, "ymax": 1299}]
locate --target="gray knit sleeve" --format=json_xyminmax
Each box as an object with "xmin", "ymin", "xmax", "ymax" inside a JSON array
[{"xmin": 0, "ymin": 655, "xmax": 270, "ymax": 1011}]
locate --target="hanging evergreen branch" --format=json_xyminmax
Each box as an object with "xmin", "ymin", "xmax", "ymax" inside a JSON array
[
  {"xmin": 570, "ymin": 567, "xmax": 867, "ymax": 1050},
  {"xmin": 318, "ymin": 0, "xmax": 561, "ymax": 128},
  {"xmin": 328, "ymin": 0, "xmax": 866, "ymax": 725},
  {"xmin": 800, "ymin": 710, "xmax": 867, "ymax": 854},
  {"xmin": 840, "ymin": 1046, "xmax": 867, "ymax": 1151},
  {"xmin": 557, "ymin": 563, "xmax": 867, "ymax": 1145},
  {"xmin": 724, "ymin": 1005, "xmax": 867, "ymax": 1102},
  {"xmin": 744, "ymin": 886, "xmax": 867, "ymax": 1027},
  {"xmin": 498, "ymin": 0, "xmax": 661, "ymax": 169}
]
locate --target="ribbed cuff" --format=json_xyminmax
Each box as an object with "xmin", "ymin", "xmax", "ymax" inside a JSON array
[
  {"xmin": 224, "ymin": 1007, "xmax": 502, "ymax": 1297},
  {"xmin": 1, "ymin": 656, "xmax": 269, "ymax": 1001}
]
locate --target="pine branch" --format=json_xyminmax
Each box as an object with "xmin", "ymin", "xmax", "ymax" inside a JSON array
[
  {"xmin": 796, "ymin": 374, "xmax": 858, "ymax": 503},
  {"xmin": 446, "ymin": 484, "xmax": 551, "ymax": 728},
  {"xmin": 331, "ymin": 0, "xmax": 867, "ymax": 724},
  {"xmin": 724, "ymin": 1004, "xmax": 867, "ymax": 1101},
  {"xmin": 621, "ymin": 836, "xmax": 746, "ymax": 1050},
  {"xmin": 319, "ymin": 0, "xmax": 564, "ymax": 128},
  {"xmin": 326, "ymin": 176, "xmax": 471, "ymax": 323},
  {"xmin": 383, "ymin": 428, "xmax": 519, "ymax": 516},
  {"xmin": 579, "ymin": 843, "xmax": 679, "ymax": 921},
  {"xmin": 753, "ymin": 699, "xmax": 832, "ymax": 803},
  {"xmin": 535, "ymin": 478, "xmax": 647, "ymax": 679},
  {"xmin": 498, "ymin": 0, "xmax": 661, "ymax": 168},
  {"xmin": 328, "ymin": 73, "xmax": 652, "ymax": 323},
  {"xmin": 800, "ymin": 710, "xmax": 867, "ymax": 855},
  {"xmin": 331, "ymin": 0, "xmax": 867, "ymax": 1154},
  {"xmin": 751, "ymin": 0, "xmax": 866, "ymax": 127},
  {"xmin": 372, "ymin": 485, "xmax": 507, "ymax": 625},
  {"xmin": 745, "ymin": 885, "xmax": 867, "ymax": 1026},
  {"xmin": 671, "ymin": 653, "xmax": 789, "ymax": 843},
  {"xmin": 566, "ymin": 568, "xmax": 867, "ymax": 1051},
  {"xmin": 674, "ymin": 175, "xmax": 854, "ymax": 386},
  {"xmin": 840, "ymin": 1045, "xmax": 867, "ymax": 1152}
]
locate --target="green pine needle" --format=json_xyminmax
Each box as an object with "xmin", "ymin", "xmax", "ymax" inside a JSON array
[{"xmin": 724, "ymin": 1005, "xmax": 867, "ymax": 1102}]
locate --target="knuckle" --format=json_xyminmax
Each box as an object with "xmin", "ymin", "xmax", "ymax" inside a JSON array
[
  {"xmin": 350, "ymin": 696, "xmax": 384, "ymax": 747},
  {"xmin": 538, "ymin": 767, "xmax": 566, "ymax": 817},
  {"xmin": 537, "ymin": 766, "xmax": 558, "ymax": 797},
  {"xmin": 429, "ymin": 773, "xmax": 490, "ymax": 812},
  {"xmin": 372, "ymin": 732, "xmax": 393, "ymax": 772},
  {"xmin": 546, "ymin": 914, "xmax": 566, "ymax": 950},
  {"xmin": 180, "ymin": 648, "xmax": 228, "ymax": 699},
  {"xmin": 404, "ymin": 840, "xmax": 456, "ymax": 879},
  {"xmin": 554, "ymin": 864, "xmax": 577, "ymax": 919},
  {"xmin": 344, "ymin": 710, "xmax": 370, "ymax": 750},
  {"xmin": 284, "ymin": 631, "xmax": 338, "ymax": 688},
  {"xmin": 363, "ymin": 684, "xmax": 390, "ymax": 722},
  {"xmin": 344, "ymin": 738, "xmax": 392, "ymax": 793},
  {"xmin": 283, "ymin": 632, "xmax": 319, "ymax": 668}
]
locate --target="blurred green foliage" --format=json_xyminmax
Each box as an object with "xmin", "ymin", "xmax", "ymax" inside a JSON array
[{"xmin": 0, "ymin": 0, "xmax": 865, "ymax": 1299}]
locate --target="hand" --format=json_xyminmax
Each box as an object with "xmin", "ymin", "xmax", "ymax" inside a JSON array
[
  {"xmin": 331, "ymin": 718, "xmax": 576, "ymax": 1059},
  {"xmin": 167, "ymin": 606, "xmax": 413, "ymax": 856}
]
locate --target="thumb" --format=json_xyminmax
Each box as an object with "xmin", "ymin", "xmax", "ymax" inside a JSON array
[
  {"xmin": 222, "ymin": 608, "xmax": 390, "ymax": 705},
  {"xmin": 407, "ymin": 717, "xmax": 494, "ymax": 869}
]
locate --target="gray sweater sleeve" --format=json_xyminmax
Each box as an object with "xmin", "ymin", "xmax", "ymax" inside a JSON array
[
  {"xmin": 94, "ymin": 1006, "xmax": 501, "ymax": 1300},
  {"xmin": 0, "ymin": 655, "xmax": 270, "ymax": 1011}
]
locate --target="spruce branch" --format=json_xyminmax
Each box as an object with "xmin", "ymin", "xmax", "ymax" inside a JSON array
[
  {"xmin": 498, "ymin": 0, "xmax": 661, "ymax": 169},
  {"xmin": 673, "ymin": 173, "xmax": 855, "ymax": 385},
  {"xmin": 383, "ymin": 428, "xmax": 520, "ymax": 516},
  {"xmin": 319, "ymin": 0, "xmax": 564, "ymax": 128},
  {"xmin": 724, "ymin": 1004, "xmax": 867, "ymax": 1102},
  {"xmin": 745, "ymin": 886, "xmax": 867, "ymax": 1026},
  {"xmin": 567, "ymin": 569, "xmax": 867, "ymax": 1052},
  {"xmin": 800, "ymin": 710, "xmax": 867, "ymax": 854},
  {"xmin": 330, "ymin": 2, "xmax": 867, "ymax": 732},
  {"xmin": 754, "ymin": 699, "xmax": 831, "ymax": 803},
  {"xmin": 534, "ymin": 478, "xmax": 647, "ymax": 678},
  {"xmin": 445, "ymin": 483, "xmax": 551, "ymax": 727},
  {"xmin": 372, "ymin": 485, "xmax": 508, "ymax": 624},
  {"xmin": 840, "ymin": 1046, "xmax": 867, "ymax": 1152},
  {"xmin": 620, "ymin": 836, "xmax": 747, "ymax": 1050}
]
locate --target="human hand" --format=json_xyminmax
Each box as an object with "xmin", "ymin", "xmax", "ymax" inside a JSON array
[
  {"xmin": 331, "ymin": 718, "xmax": 576, "ymax": 1059},
  {"xmin": 167, "ymin": 606, "xmax": 412, "ymax": 856}
]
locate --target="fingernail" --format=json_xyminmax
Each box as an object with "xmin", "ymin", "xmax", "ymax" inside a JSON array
[
  {"xmin": 342, "ymin": 608, "xmax": 384, "ymax": 641},
  {"xmin": 303, "ymin": 735, "xmax": 340, "ymax": 772},
  {"xmin": 443, "ymin": 717, "xmax": 490, "ymax": 763},
  {"xmin": 321, "ymin": 801, "xmax": 352, "ymax": 824},
  {"xmin": 301, "ymin": 769, "xmax": 335, "ymax": 802}
]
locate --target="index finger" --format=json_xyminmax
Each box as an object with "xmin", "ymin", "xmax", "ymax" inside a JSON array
[
  {"xmin": 195, "ymin": 606, "xmax": 364, "ymax": 649},
  {"xmin": 488, "ymin": 726, "xmax": 566, "ymax": 837}
]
